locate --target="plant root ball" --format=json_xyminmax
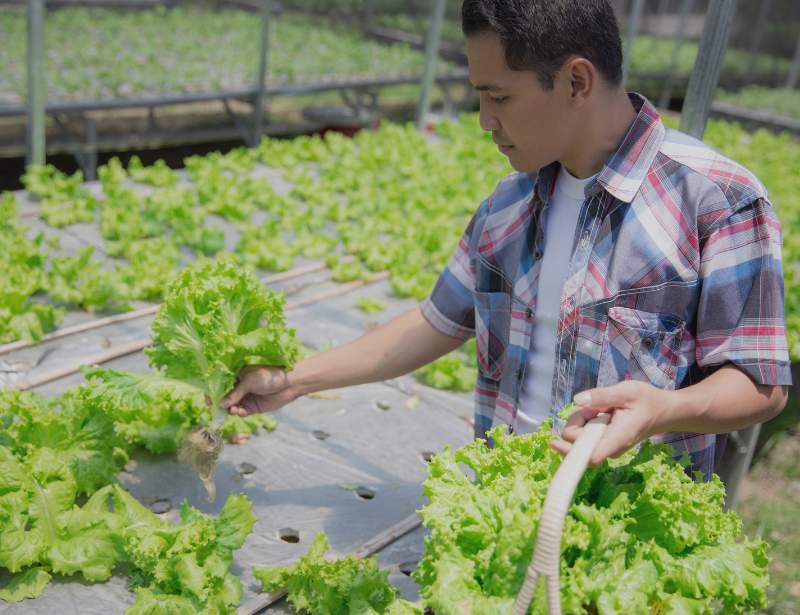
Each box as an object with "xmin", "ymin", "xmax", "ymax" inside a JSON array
[{"xmin": 180, "ymin": 425, "xmax": 223, "ymax": 502}]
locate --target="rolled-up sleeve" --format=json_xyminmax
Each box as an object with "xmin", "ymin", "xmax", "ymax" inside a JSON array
[
  {"xmin": 420, "ymin": 204, "xmax": 486, "ymax": 340},
  {"xmin": 695, "ymin": 197, "xmax": 792, "ymax": 385}
]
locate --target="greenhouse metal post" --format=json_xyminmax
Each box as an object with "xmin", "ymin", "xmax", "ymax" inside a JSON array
[
  {"xmin": 416, "ymin": 0, "xmax": 446, "ymax": 130},
  {"xmin": 787, "ymin": 34, "xmax": 800, "ymax": 89},
  {"xmin": 679, "ymin": 0, "xmax": 756, "ymax": 510},
  {"xmin": 657, "ymin": 0, "xmax": 695, "ymax": 110},
  {"xmin": 745, "ymin": 0, "xmax": 772, "ymax": 81},
  {"xmin": 361, "ymin": 0, "xmax": 373, "ymax": 31},
  {"xmin": 622, "ymin": 0, "xmax": 645, "ymax": 84},
  {"xmin": 252, "ymin": 0, "xmax": 271, "ymax": 147},
  {"xmin": 26, "ymin": 0, "xmax": 46, "ymax": 166},
  {"xmin": 679, "ymin": 0, "xmax": 737, "ymax": 140}
]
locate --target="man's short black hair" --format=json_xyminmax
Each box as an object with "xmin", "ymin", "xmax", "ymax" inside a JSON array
[{"xmin": 462, "ymin": 0, "xmax": 623, "ymax": 89}]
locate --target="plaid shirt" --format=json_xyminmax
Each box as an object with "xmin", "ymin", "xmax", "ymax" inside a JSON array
[{"xmin": 421, "ymin": 93, "xmax": 791, "ymax": 479}]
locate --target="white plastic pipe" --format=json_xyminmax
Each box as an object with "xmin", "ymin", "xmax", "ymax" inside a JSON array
[{"xmin": 513, "ymin": 413, "xmax": 611, "ymax": 615}]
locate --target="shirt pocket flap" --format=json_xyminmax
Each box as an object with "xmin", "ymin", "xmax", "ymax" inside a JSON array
[
  {"xmin": 600, "ymin": 306, "xmax": 685, "ymax": 389},
  {"xmin": 474, "ymin": 291, "xmax": 511, "ymax": 381}
]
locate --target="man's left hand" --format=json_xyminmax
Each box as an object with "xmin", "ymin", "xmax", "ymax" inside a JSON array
[{"xmin": 549, "ymin": 380, "xmax": 671, "ymax": 466}]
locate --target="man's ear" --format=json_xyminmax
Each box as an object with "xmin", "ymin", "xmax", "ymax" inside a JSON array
[{"xmin": 564, "ymin": 57, "xmax": 595, "ymax": 104}]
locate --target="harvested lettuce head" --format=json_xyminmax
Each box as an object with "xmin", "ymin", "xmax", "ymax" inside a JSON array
[
  {"xmin": 145, "ymin": 256, "xmax": 299, "ymax": 499},
  {"xmin": 415, "ymin": 423, "xmax": 769, "ymax": 614}
]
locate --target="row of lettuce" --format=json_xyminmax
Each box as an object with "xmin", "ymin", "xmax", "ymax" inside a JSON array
[
  {"xmin": 0, "ymin": 257, "xmax": 772, "ymax": 613},
  {"xmin": 2, "ymin": 114, "xmax": 799, "ymax": 373},
  {"xmin": 1, "ymin": 115, "xmax": 505, "ymax": 344},
  {"xmin": 0, "ymin": 7, "xmax": 448, "ymax": 105}
]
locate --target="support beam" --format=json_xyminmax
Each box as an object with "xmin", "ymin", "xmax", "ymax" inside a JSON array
[
  {"xmin": 679, "ymin": 0, "xmax": 737, "ymax": 139},
  {"xmin": 658, "ymin": 0, "xmax": 695, "ymax": 109},
  {"xmin": 622, "ymin": 0, "xmax": 646, "ymax": 84},
  {"xmin": 252, "ymin": 0, "xmax": 271, "ymax": 147},
  {"xmin": 26, "ymin": 0, "xmax": 46, "ymax": 166},
  {"xmin": 416, "ymin": 0, "xmax": 446, "ymax": 130},
  {"xmin": 787, "ymin": 34, "xmax": 800, "ymax": 89},
  {"xmin": 746, "ymin": 0, "xmax": 772, "ymax": 80}
]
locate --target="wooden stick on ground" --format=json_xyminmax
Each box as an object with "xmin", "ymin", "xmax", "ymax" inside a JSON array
[{"xmin": 237, "ymin": 512, "xmax": 423, "ymax": 615}]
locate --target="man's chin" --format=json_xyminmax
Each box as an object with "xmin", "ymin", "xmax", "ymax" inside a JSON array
[
  {"xmin": 507, "ymin": 156, "xmax": 538, "ymax": 174},
  {"xmin": 504, "ymin": 151, "xmax": 547, "ymax": 174}
]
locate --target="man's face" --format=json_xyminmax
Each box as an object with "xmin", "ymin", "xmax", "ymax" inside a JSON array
[{"xmin": 465, "ymin": 31, "xmax": 573, "ymax": 173}]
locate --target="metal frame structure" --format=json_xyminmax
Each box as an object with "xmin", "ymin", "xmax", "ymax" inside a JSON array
[{"xmin": 11, "ymin": 0, "xmax": 469, "ymax": 178}]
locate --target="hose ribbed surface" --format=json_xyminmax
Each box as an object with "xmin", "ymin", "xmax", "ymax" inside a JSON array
[{"xmin": 512, "ymin": 414, "xmax": 610, "ymax": 615}]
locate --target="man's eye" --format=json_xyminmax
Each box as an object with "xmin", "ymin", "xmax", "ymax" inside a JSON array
[{"xmin": 490, "ymin": 96, "xmax": 508, "ymax": 104}]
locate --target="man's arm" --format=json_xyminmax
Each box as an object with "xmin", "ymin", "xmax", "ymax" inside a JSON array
[
  {"xmin": 551, "ymin": 364, "xmax": 788, "ymax": 465},
  {"xmin": 223, "ymin": 306, "xmax": 468, "ymax": 415},
  {"xmin": 290, "ymin": 306, "xmax": 467, "ymax": 395}
]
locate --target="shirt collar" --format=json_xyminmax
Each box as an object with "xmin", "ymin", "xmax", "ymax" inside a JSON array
[{"xmin": 534, "ymin": 93, "xmax": 665, "ymax": 205}]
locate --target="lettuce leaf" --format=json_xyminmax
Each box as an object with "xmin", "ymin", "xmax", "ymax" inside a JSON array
[
  {"xmin": 253, "ymin": 532, "xmax": 420, "ymax": 615},
  {"xmin": 0, "ymin": 568, "xmax": 52, "ymax": 602},
  {"xmin": 145, "ymin": 257, "xmax": 299, "ymax": 422},
  {"xmin": 114, "ymin": 487, "xmax": 255, "ymax": 613},
  {"xmin": 81, "ymin": 367, "xmax": 210, "ymax": 454}
]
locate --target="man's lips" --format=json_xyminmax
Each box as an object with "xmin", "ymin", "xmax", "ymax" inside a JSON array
[{"xmin": 493, "ymin": 137, "xmax": 514, "ymax": 151}]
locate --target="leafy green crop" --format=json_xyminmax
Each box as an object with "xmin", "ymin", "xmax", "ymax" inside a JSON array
[
  {"xmin": 80, "ymin": 367, "xmax": 211, "ymax": 454},
  {"xmin": 718, "ymin": 87, "xmax": 800, "ymax": 121},
  {"xmin": 235, "ymin": 222, "xmax": 295, "ymax": 272},
  {"xmin": 46, "ymin": 246, "xmax": 131, "ymax": 313},
  {"xmin": 253, "ymin": 532, "xmax": 422, "ymax": 615},
  {"xmin": 0, "ymin": 193, "xmax": 60, "ymax": 344},
  {"xmin": 0, "ymin": 6, "xmax": 450, "ymax": 104},
  {"xmin": 115, "ymin": 487, "xmax": 256, "ymax": 613},
  {"xmin": 146, "ymin": 257, "xmax": 299, "ymax": 418},
  {"xmin": 355, "ymin": 296, "xmax": 386, "ymax": 314},
  {"xmin": 415, "ymin": 338, "xmax": 476, "ymax": 392},
  {"xmin": 0, "ymin": 385, "xmax": 257, "ymax": 611},
  {"xmin": 128, "ymin": 155, "xmax": 180, "ymax": 188},
  {"xmin": 415, "ymin": 423, "xmax": 769, "ymax": 614},
  {"xmin": 21, "ymin": 165, "xmax": 97, "ymax": 228},
  {"xmin": 5, "ymin": 112, "xmax": 799, "ymax": 365}
]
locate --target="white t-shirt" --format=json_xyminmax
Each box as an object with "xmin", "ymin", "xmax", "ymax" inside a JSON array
[{"xmin": 514, "ymin": 165, "xmax": 596, "ymax": 434}]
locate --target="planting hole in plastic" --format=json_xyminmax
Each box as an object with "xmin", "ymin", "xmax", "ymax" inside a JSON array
[
  {"xmin": 355, "ymin": 486, "xmax": 375, "ymax": 500},
  {"xmin": 278, "ymin": 528, "xmax": 300, "ymax": 543}
]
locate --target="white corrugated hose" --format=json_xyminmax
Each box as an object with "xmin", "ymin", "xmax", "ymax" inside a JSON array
[{"xmin": 513, "ymin": 413, "xmax": 611, "ymax": 615}]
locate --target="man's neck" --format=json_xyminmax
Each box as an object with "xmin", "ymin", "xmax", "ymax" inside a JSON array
[{"xmin": 560, "ymin": 89, "xmax": 638, "ymax": 179}]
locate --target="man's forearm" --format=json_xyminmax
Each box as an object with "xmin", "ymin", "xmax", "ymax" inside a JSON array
[
  {"xmin": 655, "ymin": 364, "xmax": 788, "ymax": 435},
  {"xmin": 287, "ymin": 306, "xmax": 468, "ymax": 397}
]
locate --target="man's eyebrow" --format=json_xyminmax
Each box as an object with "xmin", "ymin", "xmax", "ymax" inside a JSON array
[{"xmin": 470, "ymin": 83, "xmax": 505, "ymax": 91}]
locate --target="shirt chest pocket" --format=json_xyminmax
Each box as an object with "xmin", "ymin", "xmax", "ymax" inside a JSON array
[
  {"xmin": 474, "ymin": 291, "xmax": 511, "ymax": 381},
  {"xmin": 597, "ymin": 306, "xmax": 684, "ymax": 390}
]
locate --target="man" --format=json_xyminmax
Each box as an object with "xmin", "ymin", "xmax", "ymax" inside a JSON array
[{"xmin": 223, "ymin": 0, "xmax": 790, "ymax": 478}]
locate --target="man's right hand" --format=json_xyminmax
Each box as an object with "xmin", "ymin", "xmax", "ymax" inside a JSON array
[
  {"xmin": 222, "ymin": 307, "xmax": 467, "ymax": 419},
  {"xmin": 221, "ymin": 365, "xmax": 297, "ymax": 417}
]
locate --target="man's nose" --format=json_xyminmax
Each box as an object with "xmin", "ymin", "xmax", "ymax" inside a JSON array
[{"xmin": 479, "ymin": 103, "xmax": 500, "ymax": 132}]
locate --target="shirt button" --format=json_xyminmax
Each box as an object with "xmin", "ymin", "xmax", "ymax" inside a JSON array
[
  {"xmin": 580, "ymin": 231, "xmax": 590, "ymax": 248},
  {"xmin": 526, "ymin": 307, "xmax": 533, "ymax": 318},
  {"xmin": 534, "ymin": 250, "xmax": 543, "ymax": 260},
  {"xmin": 642, "ymin": 337, "xmax": 655, "ymax": 350}
]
